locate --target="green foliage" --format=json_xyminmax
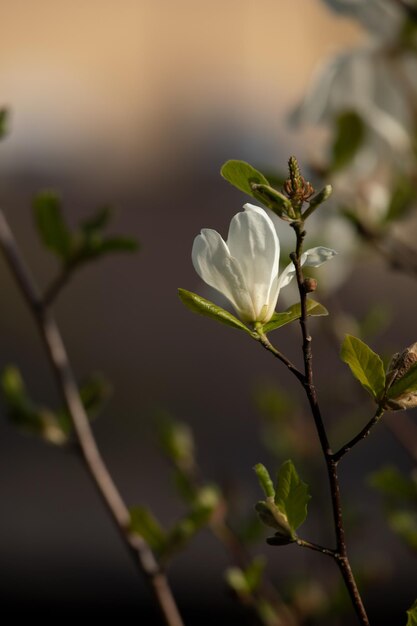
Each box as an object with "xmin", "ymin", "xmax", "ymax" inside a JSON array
[
  {"xmin": 57, "ymin": 374, "xmax": 112, "ymax": 434},
  {"xmin": 407, "ymin": 599, "xmax": 417, "ymax": 626},
  {"xmin": 385, "ymin": 174, "xmax": 417, "ymax": 223},
  {"xmin": 254, "ymin": 463, "xmax": 275, "ymax": 499},
  {"xmin": 130, "ymin": 486, "xmax": 220, "ymax": 561},
  {"xmin": 1, "ymin": 366, "xmax": 110, "ymax": 445},
  {"xmin": 156, "ymin": 413, "xmax": 195, "ymax": 470},
  {"xmin": 340, "ymin": 335, "xmax": 386, "ymax": 400},
  {"xmin": 178, "ymin": 288, "xmax": 252, "ymax": 334},
  {"xmin": 32, "ymin": 192, "xmax": 138, "ymax": 276},
  {"xmin": 225, "ymin": 556, "xmax": 266, "ymax": 596},
  {"xmin": 33, "ymin": 192, "xmax": 72, "ymax": 260},
  {"xmin": 221, "ymin": 160, "xmax": 270, "ymax": 197},
  {"xmin": 262, "ymin": 299, "xmax": 328, "ymax": 334},
  {"xmin": 369, "ymin": 466, "xmax": 417, "ymax": 553},
  {"xmin": 129, "ymin": 506, "xmax": 167, "ymax": 552},
  {"xmin": 1, "ymin": 365, "xmax": 67, "ymax": 444},
  {"xmin": 387, "ymin": 362, "xmax": 417, "ymax": 399},
  {"xmin": 330, "ymin": 110, "xmax": 365, "ymax": 173},
  {"xmin": 254, "ymin": 460, "xmax": 310, "ymax": 544},
  {"xmin": 0, "ymin": 108, "xmax": 9, "ymax": 139},
  {"xmin": 274, "ymin": 460, "xmax": 311, "ymax": 533},
  {"xmin": 369, "ymin": 466, "xmax": 417, "ymax": 501}
]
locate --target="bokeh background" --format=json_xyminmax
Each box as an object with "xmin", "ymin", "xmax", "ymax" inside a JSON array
[{"xmin": 0, "ymin": 1, "xmax": 416, "ymax": 624}]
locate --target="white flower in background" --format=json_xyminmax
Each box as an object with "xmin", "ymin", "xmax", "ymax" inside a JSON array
[
  {"xmin": 293, "ymin": 45, "xmax": 414, "ymax": 161},
  {"xmin": 192, "ymin": 203, "xmax": 336, "ymax": 324},
  {"xmin": 321, "ymin": 0, "xmax": 404, "ymax": 42}
]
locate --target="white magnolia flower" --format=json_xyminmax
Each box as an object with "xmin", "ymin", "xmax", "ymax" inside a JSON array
[{"xmin": 192, "ymin": 203, "xmax": 336, "ymax": 324}]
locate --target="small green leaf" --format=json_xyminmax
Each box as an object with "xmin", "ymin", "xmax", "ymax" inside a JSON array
[
  {"xmin": 221, "ymin": 160, "xmax": 270, "ymax": 198},
  {"xmin": 244, "ymin": 556, "xmax": 266, "ymax": 592},
  {"xmin": 387, "ymin": 361, "xmax": 417, "ymax": 399},
  {"xmin": 0, "ymin": 108, "xmax": 9, "ymax": 139},
  {"xmin": 390, "ymin": 511, "xmax": 417, "ymax": 551},
  {"xmin": 33, "ymin": 191, "xmax": 72, "ymax": 260},
  {"xmin": 156, "ymin": 413, "xmax": 195, "ymax": 468},
  {"xmin": 178, "ymin": 288, "xmax": 252, "ymax": 334},
  {"xmin": 262, "ymin": 299, "xmax": 328, "ymax": 334},
  {"xmin": 330, "ymin": 110, "xmax": 365, "ymax": 173},
  {"xmin": 340, "ymin": 335, "xmax": 385, "ymax": 400},
  {"xmin": 254, "ymin": 463, "xmax": 275, "ymax": 499},
  {"xmin": 406, "ymin": 599, "xmax": 417, "ymax": 626},
  {"xmin": 255, "ymin": 500, "xmax": 294, "ymax": 541},
  {"xmin": 129, "ymin": 506, "xmax": 166, "ymax": 552},
  {"xmin": 225, "ymin": 567, "xmax": 249, "ymax": 595},
  {"xmin": 274, "ymin": 460, "xmax": 310, "ymax": 533}
]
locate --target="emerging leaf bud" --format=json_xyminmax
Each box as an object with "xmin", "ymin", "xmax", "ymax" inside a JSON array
[
  {"xmin": 250, "ymin": 183, "xmax": 295, "ymax": 220},
  {"xmin": 303, "ymin": 185, "xmax": 333, "ymax": 220},
  {"xmin": 384, "ymin": 342, "xmax": 417, "ymax": 410}
]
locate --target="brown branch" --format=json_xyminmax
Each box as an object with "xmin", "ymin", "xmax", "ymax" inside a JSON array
[
  {"xmin": 0, "ymin": 209, "xmax": 184, "ymax": 626},
  {"xmin": 288, "ymin": 221, "xmax": 369, "ymax": 626},
  {"xmin": 332, "ymin": 407, "xmax": 385, "ymax": 463}
]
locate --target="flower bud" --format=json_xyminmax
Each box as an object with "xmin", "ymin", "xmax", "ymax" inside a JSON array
[
  {"xmin": 385, "ymin": 342, "xmax": 417, "ymax": 410},
  {"xmin": 303, "ymin": 277, "xmax": 317, "ymax": 293}
]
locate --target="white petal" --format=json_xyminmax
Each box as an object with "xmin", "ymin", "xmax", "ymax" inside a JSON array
[
  {"xmin": 300, "ymin": 247, "xmax": 337, "ymax": 267},
  {"xmin": 192, "ymin": 228, "xmax": 255, "ymax": 320},
  {"xmin": 227, "ymin": 204, "xmax": 280, "ymax": 320}
]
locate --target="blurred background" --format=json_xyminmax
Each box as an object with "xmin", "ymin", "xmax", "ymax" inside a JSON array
[{"xmin": 0, "ymin": 1, "xmax": 416, "ymax": 624}]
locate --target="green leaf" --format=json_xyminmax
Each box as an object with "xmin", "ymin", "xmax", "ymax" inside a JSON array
[
  {"xmin": 262, "ymin": 299, "xmax": 328, "ymax": 334},
  {"xmin": 330, "ymin": 110, "xmax": 365, "ymax": 173},
  {"xmin": 81, "ymin": 206, "xmax": 113, "ymax": 233},
  {"xmin": 220, "ymin": 160, "xmax": 270, "ymax": 198},
  {"xmin": 340, "ymin": 335, "xmax": 385, "ymax": 400},
  {"xmin": 1, "ymin": 366, "xmax": 67, "ymax": 445},
  {"xmin": 129, "ymin": 506, "xmax": 166, "ymax": 552},
  {"xmin": 254, "ymin": 500, "xmax": 294, "ymax": 541},
  {"xmin": 369, "ymin": 466, "xmax": 417, "ymax": 502},
  {"xmin": 254, "ymin": 463, "xmax": 275, "ymax": 499},
  {"xmin": 156, "ymin": 413, "xmax": 195, "ymax": 468},
  {"xmin": 33, "ymin": 191, "xmax": 72, "ymax": 260},
  {"xmin": 387, "ymin": 361, "xmax": 417, "ymax": 399},
  {"xmin": 0, "ymin": 108, "xmax": 9, "ymax": 139},
  {"xmin": 244, "ymin": 556, "xmax": 266, "ymax": 592},
  {"xmin": 385, "ymin": 174, "xmax": 417, "ymax": 223},
  {"xmin": 178, "ymin": 288, "xmax": 252, "ymax": 334},
  {"xmin": 274, "ymin": 460, "xmax": 310, "ymax": 533},
  {"xmin": 406, "ymin": 599, "xmax": 417, "ymax": 626}
]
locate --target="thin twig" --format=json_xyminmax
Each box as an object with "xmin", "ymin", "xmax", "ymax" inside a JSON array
[
  {"xmin": 332, "ymin": 407, "xmax": 385, "ymax": 463},
  {"xmin": 289, "ymin": 221, "xmax": 369, "ymax": 626},
  {"xmin": 0, "ymin": 209, "xmax": 184, "ymax": 626},
  {"xmin": 42, "ymin": 265, "xmax": 73, "ymax": 306},
  {"xmin": 255, "ymin": 329, "xmax": 305, "ymax": 383},
  {"xmin": 296, "ymin": 538, "xmax": 335, "ymax": 558}
]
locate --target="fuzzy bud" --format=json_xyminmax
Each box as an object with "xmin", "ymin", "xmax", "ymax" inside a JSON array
[
  {"xmin": 385, "ymin": 342, "xmax": 417, "ymax": 410},
  {"xmin": 303, "ymin": 277, "xmax": 318, "ymax": 293}
]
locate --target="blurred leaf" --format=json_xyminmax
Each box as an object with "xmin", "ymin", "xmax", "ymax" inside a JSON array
[
  {"xmin": 369, "ymin": 466, "xmax": 417, "ymax": 502},
  {"xmin": 385, "ymin": 175, "xmax": 417, "ymax": 223},
  {"xmin": 0, "ymin": 108, "xmax": 9, "ymax": 139},
  {"xmin": 81, "ymin": 206, "xmax": 113, "ymax": 233},
  {"xmin": 389, "ymin": 510, "xmax": 417, "ymax": 551},
  {"xmin": 358, "ymin": 304, "xmax": 391, "ymax": 341},
  {"xmin": 1, "ymin": 366, "xmax": 67, "ymax": 445},
  {"xmin": 340, "ymin": 335, "xmax": 385, "ymax": 400},
  {"xmin": 274, "ymin": 459, "xmax": 311, "ymax": 533},
  {"xmin": 225, "ymin": 567, "xmax": 249, "ymax": 595},
  {"xmin": 245, "ymin": 556, "xmax": 266, "ymax": 592},
  {"xmin": 330, "ymin": 110, "xmax": 365, "ymax": 173},
  {"xmin": 387, "ymin": 362, "xmax": 417, "ymax": 399},
  {"xmin": 262, "ymin": 299, "xmax": 328, "ymax": 334},
  {"xmin": 33, "ymin": 191, "xmax": 72, "ymax": 260},
  {"xmin": 129, "ymin": 506, "xmax": 166, "ymax": 552},
  {"xmin": 178, "ymin": 288, "xmax": 252, "ymax": 334},
  {"xmin": 407, "ymin": 599, "xmax": 417, "ymax": 626},
  {"xmin": 156, "ymin": 413, "xmax": 195, "ymax": 469},
  {"xmin": 57, "ymin": 373, "xmax": 112, "ymax": 434},
  {"xmin": 221, "ymin": 160, "xmax": 270, "ymax": 198}
]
